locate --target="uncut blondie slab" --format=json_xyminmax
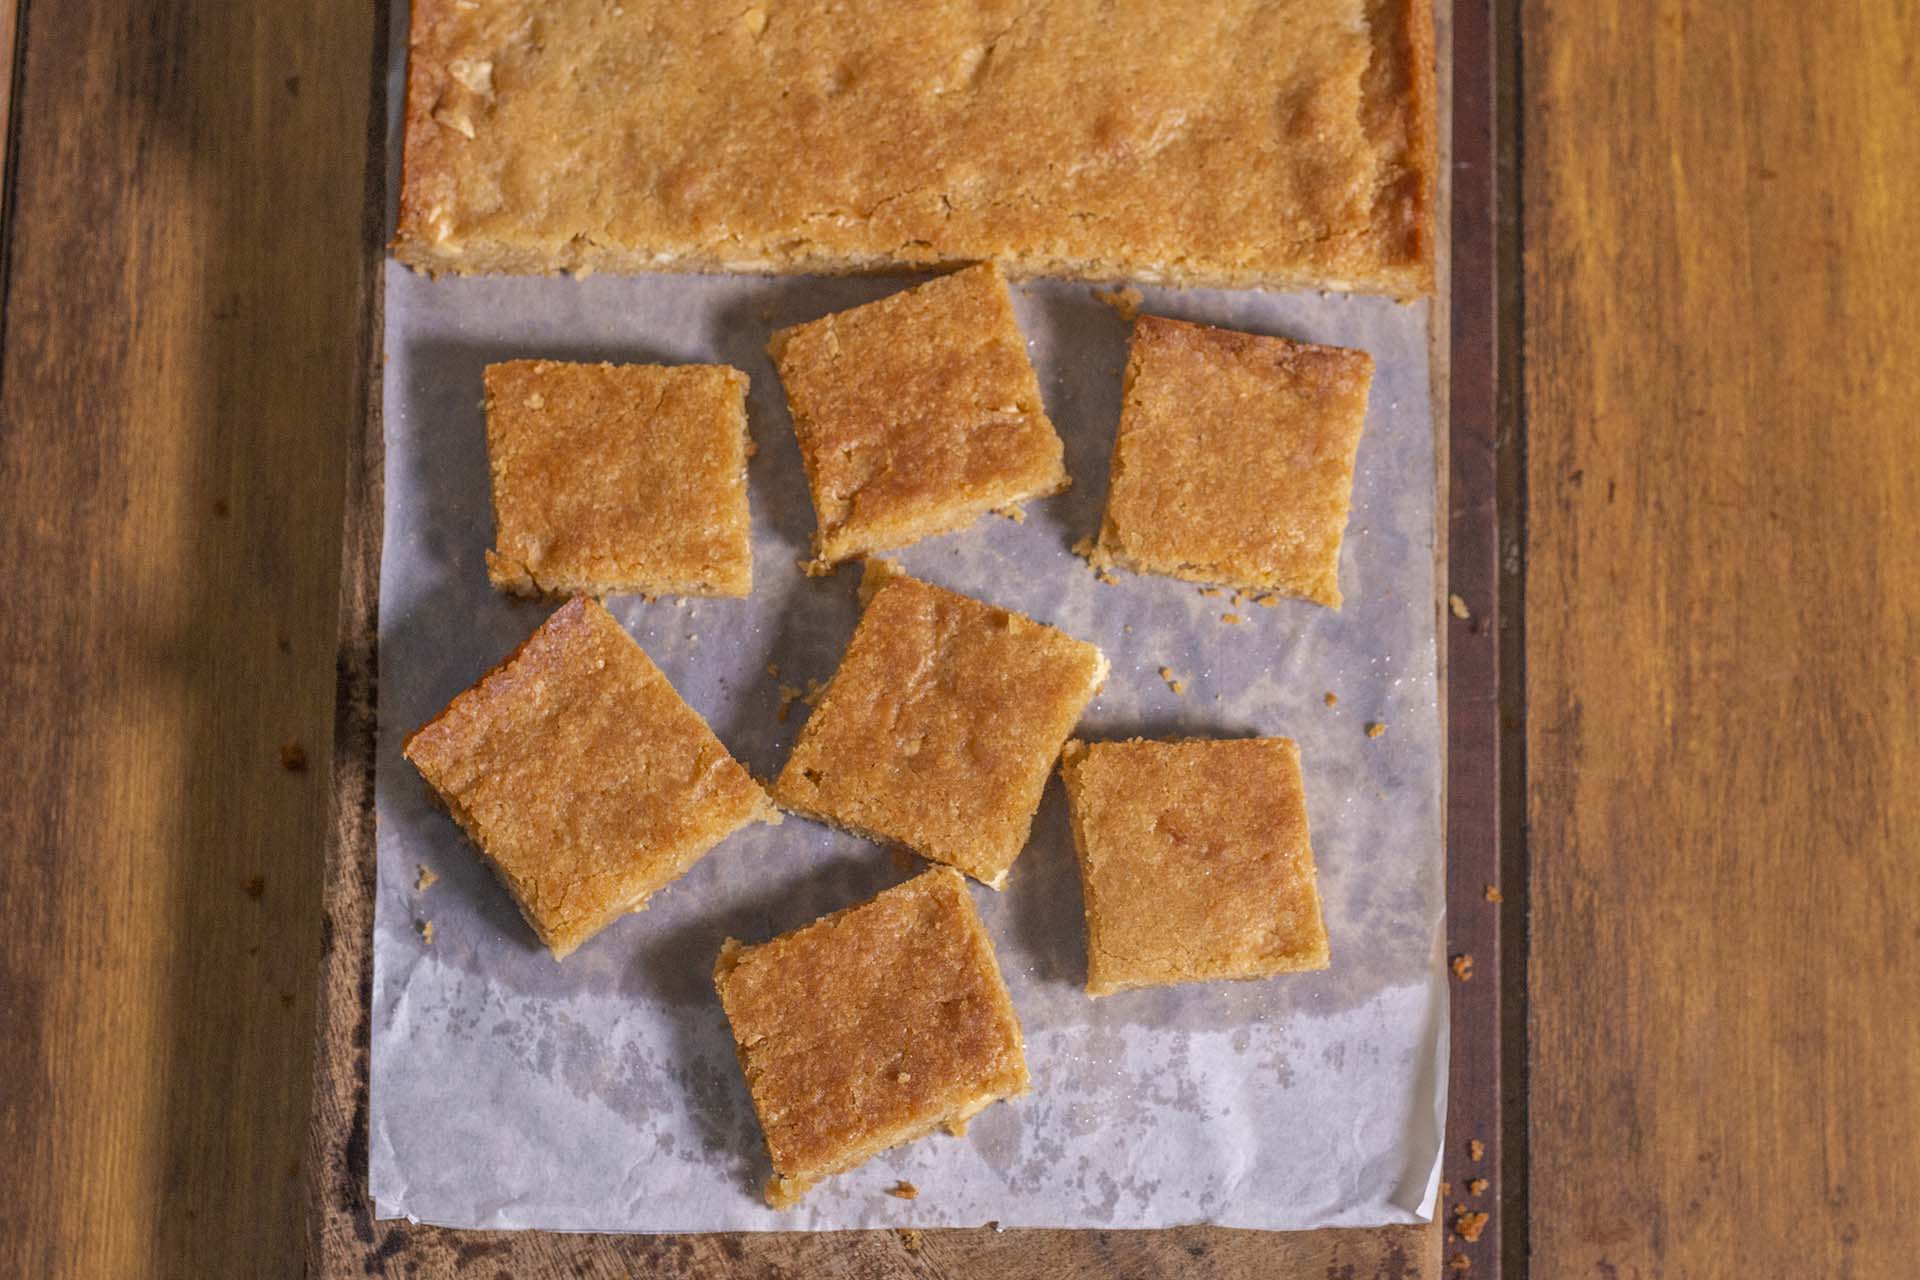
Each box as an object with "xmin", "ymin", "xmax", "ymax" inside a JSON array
[
  {"xmin": 715, "ymin": 867, "xmax": 1029, "ymax": 1207},
  {"xmin": 769, "ymin": 264, "xmax": 1066, "ymax": 571},
  {"xmin": 393, "ymin": 0, "xmax": 1436, "ymax": 296},
  {"xmin": 483, "ymin": 360, "xmax": 753, "ymax": 598},
  {"xmin": 1088, "ymin": 316, "xmax": 1373, "ymax": 608},
  {"xmin": 403, "ymin": 598, "xmax": 775, "ymax": 959},
  {"xmin": 772, "ymin": 562, "xmax": 1107, "ymax": 888},
  {"xmin": 1060, "ymin": 737, "xmax": 1331, "ymax": 996}
]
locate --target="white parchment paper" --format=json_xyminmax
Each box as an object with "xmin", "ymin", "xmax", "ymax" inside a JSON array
[
  {"xmin": 369, "ymin": 2, "xmax": 1447, "ymax": 1236},
  {"xmin": 368, "ymin": 263, "xmax": 1447, "ymax": 1231}
]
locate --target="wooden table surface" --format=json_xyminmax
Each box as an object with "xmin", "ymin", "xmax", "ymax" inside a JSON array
[{"xmin": 2, "ymin": 2, "xmax": 1915, "ymax": 1277}]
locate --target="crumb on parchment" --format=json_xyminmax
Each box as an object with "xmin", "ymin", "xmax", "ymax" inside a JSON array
[
  {"xmin": 1221, "ymin": 613, "xmax": 1243, "ymax": 625},
  {"xmin": 1366, "ymin": 721, "xmax": 1387, "ymax": 738},
  {"xmin": 766, "ymin": 662, "xmax": 780, "ymax": 679},
  {"xmin": 887, "ymin": 1180, "xmax": 919, "ymax": 1200},
  {"xmin": 1199, "ymin": 587, "xmax": 1223, "ymax": 598},
  {"xmin": 1092, "ymin": 284, "xmax": 1143, "ymax": 321},
  {"xmin": 1255, "ymin": 594, "xmax": 1279, "ymax": 608},
  {"xmin": 1071, "ymin": 535, "xmax": 1095, "ymax": 559},
  {"xmin": 1324, "ymin": 691, "xmax": 1338, "ymax": 707},
  {"xmin": 419, "ymin": 920, "xmax": 435, "ymax": 945},
  {"xmin": 993, "ymin": 504, "xmax": 1027, "ymax": 523},
  {"xmin": 1158, "ymin": 666, "xmax": 1187, "ymax": 696},
  {"xmin": 776, "ymin": 684, "xmax": 803, "ymax": 722},
  {"xmin": 416, "ymin": 865, "xmax": 439, "ymax": 892}
]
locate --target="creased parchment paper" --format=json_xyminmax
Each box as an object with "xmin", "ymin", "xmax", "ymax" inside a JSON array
[{"xmin": 368, "ymin": 258, "xmax": 1447, "ymax": 1230}]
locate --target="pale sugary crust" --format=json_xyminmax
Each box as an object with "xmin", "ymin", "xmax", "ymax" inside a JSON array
[
  {"xmin": 768, "ymin": 264, "xmax": 1066, "ymax": 570},
  {"xmin": 403, "ymin": 598, "xmax": 775, "ymax": 959},
  {"xmin": 393, "ymin": 0, "xmax": 1436, "ymax": 297},
  {"xmin": 773, "ymin": 562, "xmax": 1106, "ymax": 888},
  {"xmin": 1060, "ymin": 737, "xmax": 1331, "ymax": 996},
  {"xmin": 713, "ymin": 867, "xmax": 1029, "ymax": 1207},
  {"xmin": 1089, "ymin": 316, "xmax": 1373, "ymax": 608}
]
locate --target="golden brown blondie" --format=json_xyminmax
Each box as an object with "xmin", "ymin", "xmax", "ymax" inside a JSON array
[
  {"xmin": 483, "ymin": 360, "xmax": 753, "ymax": 598},
  {"xmin": 715, "ymin": 867, "xmax": 1029, "ymax": 1207},
  {"xmin": 393, "ymin": 0, "xmax": 1435, "ymax": 296},
  {"xmin": 403, "ymin": 598, "xmax": 775, "ymax": 959},
  {"xmin": 1088, "ymin": 316, "xmax": 1373, "ymax": 608},
  {"xmin": 1060, "ymin": 737, "xmax": 1331, "ymax": 996},
  {"xmin": 773, "ymin": 562, "xmax": 1106, "ymax": 888},
  {"xmin": 769, "ymin": 264, "xmax": 1066, "ymax": 571}
]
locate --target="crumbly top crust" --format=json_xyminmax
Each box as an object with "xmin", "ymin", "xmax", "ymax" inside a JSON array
[
  {"xmin": 773, "ymin": 562, "xmax": 1106, "ymax": 887},
  {"xmin": 484, "ymin": 360, "xmax": 752, "ymax": 597},
  {"xmin": 1060, "ymin": 737, "xmax": 1330, "ymax": 995},
  {"xmin": 714, "ymin": 867, "xmax": 1028, "ymax": 1194},
  {"xmin": 1093, "ymin": 316, "xmax": 1373, "ymax": 607},
  {"xmin": 403, "ymin": 597, "xmax": 771, "ymax": 957},
  {"xmin": 768, "ymin": 264, "xmax": 1065, "ymax": 567},
  {"xmin": 394, "ymin": 0, "xmax": 1435, "ymax": 296}
]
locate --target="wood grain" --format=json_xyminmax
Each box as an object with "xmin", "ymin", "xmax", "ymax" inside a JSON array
[
  {"xmin": 0, "ymin": 2, "xmax": 376, "ymax": 1276},
  {"xmin": 1523, "ymin": 0, "xmax": 1920, "ymax": 1275}
]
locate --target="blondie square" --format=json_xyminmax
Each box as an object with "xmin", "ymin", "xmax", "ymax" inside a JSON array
[
  {"xmin": 772, "ymin": 562, "xmax": 1106, "ymax": 888},
  {"xmin": 714, "ymin": 867, "xmax": 1029, "ymax": 1207},
  {"xmin": 1059, "ymin": 737, "xmax": 1331, "ymax": 996},
  {"xmin": 1089, "ymin": 316, "xmax": 1373, "ymax": 607},
  {"xmin": 403, "ymin": 597, "xmax": 775, "ymax": 959},
  {"xmin": 768, "ymin": 264, "xmax": 1067, "ymax": 571},
  {"xmin": 394, "ymin": 1, "xmax": 1435, "ymax": 297},
  {"xmin": 483, "ymin": 359, "xmax": 753, "ymax": 598}
]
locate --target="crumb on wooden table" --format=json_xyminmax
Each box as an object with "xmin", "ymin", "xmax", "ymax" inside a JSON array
[
  {"xmin": 1450, "ymin": 953, "xmax": 1475, "ymax": 981},
  {"xmin": 1092, "ymin": 284, "xmax": 1143, "ymax": 321},
  {"xmin": 1469, "ymin": 1139, "xmax": 1485, "ymax": 1160},
  {"xmin": 1467, "ymin": 1178, "xmax": 1489, "ymax": 1196},
  {"xmin": 1324, "ymin": 691, "xmax": 1339, "ymax": 707},
  {"xmin": 897, "ymin": 1227, "xmax": 924, "ymax": 1252},
  {"xmin": 887, "ymin": 1180, "xmax": 919, "ymax": 1200},
  {"xmin": 416, "ymin": 865, "xmax": 439, "ymax": 892},
  {"xmin": 1451, "ymin": 1207, "xmax": 1490, "ymax": 1242},
  {"xmin": 1366, "ymin": 721, "xmax": 1387, "ymax": 737},
  {"xmin": 279, "ymin": 741, "xmax": 308, "ymax": 772},
  {"xmin": 1158, "ymin": 666, "xmax": 1187, "ymax": 696},
  {"xmin": 1439, "ymin": 1180, "xmax": 1452, "ymax": 1198},
  {"xmin": 1448, "ymin": 1252, "xmax": 1473, "ymax": 1272},
  {"xmin": 1484, "ymin": 884, "xmax": 1503, "ymax": 902},
  {"xmin": 1449, "ymin": 593, "xmax": 1471, "ymax": 620},
  {"xmin": 244, "ymin": 875, "xmax": 265, "ymax": 901}
]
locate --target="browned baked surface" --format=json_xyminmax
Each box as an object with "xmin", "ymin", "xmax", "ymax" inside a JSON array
[
  {"xmin": 482, "ymin": 360, "xmax": 753, "ymax": 598},
  {"xmin": 392, "ymin": 0, "xmax": 1435, "ymax": 296},
  {"xmin": 714, "ymin": 867, "xmax": 1029, "ymax": 1207},
  {"xmin": 772, "ymin": 562, "xmax": 1106, "ymax": 888},
  {"xmin": 1088, "ymin": 316, "xmax": 1373, "ymax": 608},
  {"xmin": 1059, "ymin": 737, "xmax": 1330, "ymax": 996},
  {"xmin": 768, "ymin": 264, "xmax": 1065, "ymax": 570},
  {"xmin": 403, "ymin": 597, "xmax": 774, "ymax": 959}
]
